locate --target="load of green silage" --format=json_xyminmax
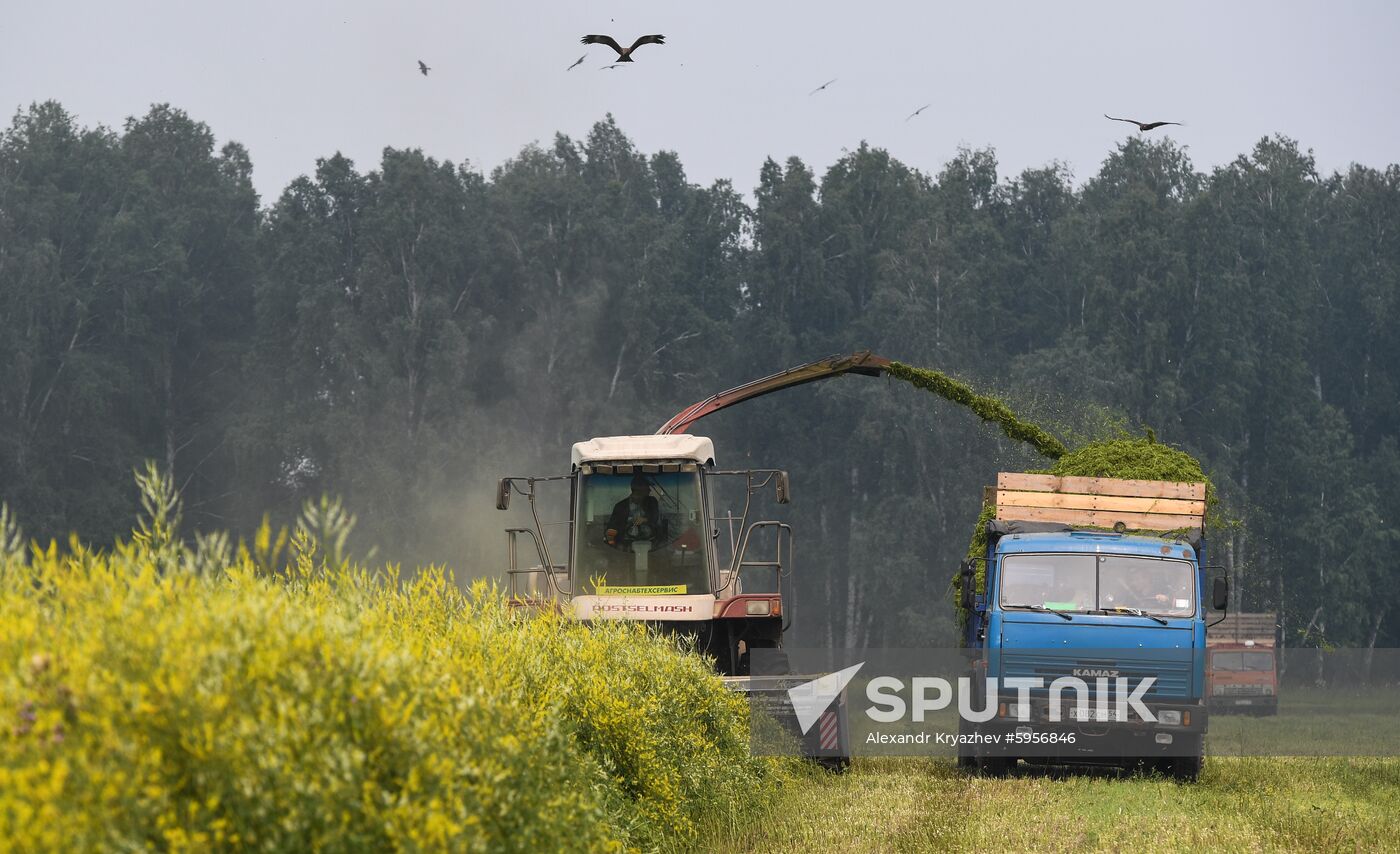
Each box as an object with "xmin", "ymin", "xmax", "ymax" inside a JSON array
[{"xmin": 884, "ymin": 363, "xmax": 1214, "ymax": 627}]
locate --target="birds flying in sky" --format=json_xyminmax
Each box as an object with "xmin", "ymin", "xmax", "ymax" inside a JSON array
[
  {"xmin": 417, "ymin": 60, "xmax": 430, "ymax": 76},
  {"xmin": 581, "ymin": 34, "xmax": 666, "ymax": 62},
  {"xmin": 1104, "ymin": 114, "xmax": 1182, "ymax": 132},
  {"xmin": 809, "ymin": 78, "xmax": 837, "ymax": 95},
  {"xmin": 566, "ymin": 55, "xmax": 586, "ymax": 71},
  {"xmin": 906, "ymin": 103, "xmax": 932, "ymax": 121}
]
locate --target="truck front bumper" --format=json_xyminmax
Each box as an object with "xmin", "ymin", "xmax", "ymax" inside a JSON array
[
  {"xmin": 972, "ymin": 697, "xmax": 1208, "ymax": 759},
  {"xmin": 1210, "ymin": 694, "xmax": 1277, "ymax": 713},
  {"xmin": 992, "ymin": 695, "xmax": 1208, "ymax": 730}
]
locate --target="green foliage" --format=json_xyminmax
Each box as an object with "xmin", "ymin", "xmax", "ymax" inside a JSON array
[
  {"xmin": 191, "ymin": 529, "xmax": 232, "ymax": 575},
  {"xmin": 886, "ymin": 362, "xmax": 1068, "ymax": 459},
  {"xmin": 3, "ymin": 103, "xmax": 1399, "ymax": 649},
  {"xmin": 0, "ymin": 536, "xmax": 793, "ymax": 850},
  {"xmin": 239, "ymin": 513, "xmax": 290, "ymax": 578},
  {"xmin": 296, "ymin": 494, "xmax": 369, "ymax": 567},
  {"xmin": 126, "ymin": 462, "xmax": 362, "ymax": 581},
  {"xmin": 952, "ymin": 503, "xmax": 997, "ymax": 629},
  {"xmin": 0, "ymin": 504, "xmax": 23, "ymax": 564},
  {"xmin": 1042, "ymin": 435, "xmax": 1217, "ymax": 512},
  {"xmin": 131, "ymin": 459, "xmax": 182, "ymax": 558}
]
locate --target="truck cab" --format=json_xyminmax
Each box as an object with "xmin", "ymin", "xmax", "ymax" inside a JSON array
[
  {"xmin": 1206, "ymin": 613, "xmax": 1280, "ymax": 715},
  {"xmin": 960, "ymin": 474, "xmax": 1226, "ymax": 781}
]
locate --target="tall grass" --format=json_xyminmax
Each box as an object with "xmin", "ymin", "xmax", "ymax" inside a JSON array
[{"xmin": 0, "ymin": 524, "xmax": 791, "ymax": 850}]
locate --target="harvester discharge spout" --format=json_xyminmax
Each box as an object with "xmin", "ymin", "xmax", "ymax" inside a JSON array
[{"xmin": 656, "ymin": 350, "xmax": 891, "ymax": 435}]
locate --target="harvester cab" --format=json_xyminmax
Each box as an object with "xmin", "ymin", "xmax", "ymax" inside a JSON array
[{"xmin": 496, "ymin": 433, "xmax": 793, "ymax": 677}]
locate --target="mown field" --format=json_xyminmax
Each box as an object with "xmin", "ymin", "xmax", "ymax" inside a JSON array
[{"xmin": 702, "ymin": 755, "xmax": 1400, "ymax": 852}]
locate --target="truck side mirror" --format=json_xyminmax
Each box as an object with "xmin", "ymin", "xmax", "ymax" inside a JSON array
[
  {"xmin": 959, "ymin": 560, "xmax": 976, "ymax": 612},
  {"xmin": 495, "ymin": 478, "xmax": 512, "ymax": 511},
  {"xmin": 1211, "ymin": 577, "xmax": 1229, "ymax": 611},
  {"xmin": 775, "ymin": 471, "xmax": 791, "ymax": 504}
]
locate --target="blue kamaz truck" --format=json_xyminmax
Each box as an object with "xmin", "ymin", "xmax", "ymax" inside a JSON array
[{"xmin": 958, "ymin": 472, "xmax": 1228, "ymax": 781}]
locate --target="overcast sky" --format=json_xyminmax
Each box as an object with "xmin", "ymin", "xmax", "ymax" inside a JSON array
[{"xmin": 4, "ymin": 1, "xmax": 1398, "ymax": 204}]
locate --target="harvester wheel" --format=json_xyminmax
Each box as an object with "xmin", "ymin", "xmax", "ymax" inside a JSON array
[
  {"xmin": 818, "ymin": 756, "xmax": 851, "ymax": 774},
  {"xmin": 740, "ymin": 641, "xmax": 790, "ymax": 677}
]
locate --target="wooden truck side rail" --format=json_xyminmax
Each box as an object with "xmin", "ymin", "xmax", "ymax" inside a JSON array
[
  {"xmin": 1207, "ymin": 612, "xmax": 1279, "ymax": 646},
  {"xmin": 994, "ymin": 472, "xmax": 1207, "ymax": 532}
]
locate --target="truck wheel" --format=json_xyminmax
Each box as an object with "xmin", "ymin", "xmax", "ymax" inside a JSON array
[
  {"xmin": 1170, "ymin": 735, "xmax": 1204, "ymax": 782},
  {"xmin": 955, "ymin": 715, "xmax": 975, "ymax": 771}
]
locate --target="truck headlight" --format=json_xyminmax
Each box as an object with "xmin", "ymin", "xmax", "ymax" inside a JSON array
[
  {"xmin": 1157, "ymin": 710, "xmax": 1183, "ymax": 726},
  {"xmin": 1263, "ymin": 686, "xmax": 1273, "ymax": 695}
]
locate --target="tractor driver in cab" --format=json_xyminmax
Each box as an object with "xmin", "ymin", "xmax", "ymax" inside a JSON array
[{"xmin": 605, "ymin": 474, "xmax": 664, "ymax": 548}]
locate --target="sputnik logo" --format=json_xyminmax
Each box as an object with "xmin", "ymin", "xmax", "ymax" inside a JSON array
[{"xmin": 788, "ymin": 662, "xmax": 864, "ymax": 734}]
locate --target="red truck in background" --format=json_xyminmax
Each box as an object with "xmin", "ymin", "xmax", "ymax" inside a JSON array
[{"xmin": 1206, "ymin": 612, "xmax": 1279, "ymax": 715}]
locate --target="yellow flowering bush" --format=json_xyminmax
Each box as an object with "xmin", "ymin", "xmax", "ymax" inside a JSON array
[{"xmin": 0, "ymin": 534, "xmax": 787, "ymax": 851}]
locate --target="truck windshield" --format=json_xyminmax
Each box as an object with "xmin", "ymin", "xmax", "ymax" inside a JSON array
[
  {"xmin": 999, "ymin": 553, "xmax": 1195, "ymax": 617},
  {"xmin": 574, "ymin": 470, "xmax": 710, "ymax": 594},
  {"xmin": 1211, "ymin": 651, "xmax": 1274, "ymax": 671}
]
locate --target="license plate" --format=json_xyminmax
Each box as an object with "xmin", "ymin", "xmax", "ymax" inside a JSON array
[
  {"xmin": 1236, "ymin": 700, "xmax": 1253, "ymax": 705},
  {"xmin": 1070, "ymin": 707, "xmax": 1115, "ymax": 722}
]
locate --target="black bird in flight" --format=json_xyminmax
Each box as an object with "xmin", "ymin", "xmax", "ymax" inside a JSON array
[
  {"xmin": 417, "ymin": 60, "xmax": 430, "ymax": 76},
  {"xmin": 600, "ymin": 63, "xmax": 627, "ymax": 71},
  {"xmin": 581, "ymin": 34, "xmax": 666, "ymax": 62},
  {"xmin": 906, "ymin": 103, "xmax": 932, "ymax": 121},
  {"xmin": 809, "ymin": 78, "xmax": 837, "ymax": 95},
  {"xmin": 1104, "ymin": 114, "xmax": 1182, "ymax": 132},
  {"xmin": 566, "ymin": 54, "xmax": 587, "ymax": 71}
]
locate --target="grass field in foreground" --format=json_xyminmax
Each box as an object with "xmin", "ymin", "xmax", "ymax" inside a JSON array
[{"xmin": 700, "ymin": 756, "xmax": 1400, "ymax": 852}]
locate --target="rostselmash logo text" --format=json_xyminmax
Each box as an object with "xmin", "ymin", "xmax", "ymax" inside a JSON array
[
  {"xmin": 864, "ymin": 675, "xmax": 1158, "ymax": 723},
  {"xmin": 595, "ymin": 604, "xmax": 694, "ymax": 613}
]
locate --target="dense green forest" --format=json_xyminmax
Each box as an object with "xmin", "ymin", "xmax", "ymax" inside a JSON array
[{"xmin": 3, "ymin": 101, "xmax": 1398, "ymax": 651}]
